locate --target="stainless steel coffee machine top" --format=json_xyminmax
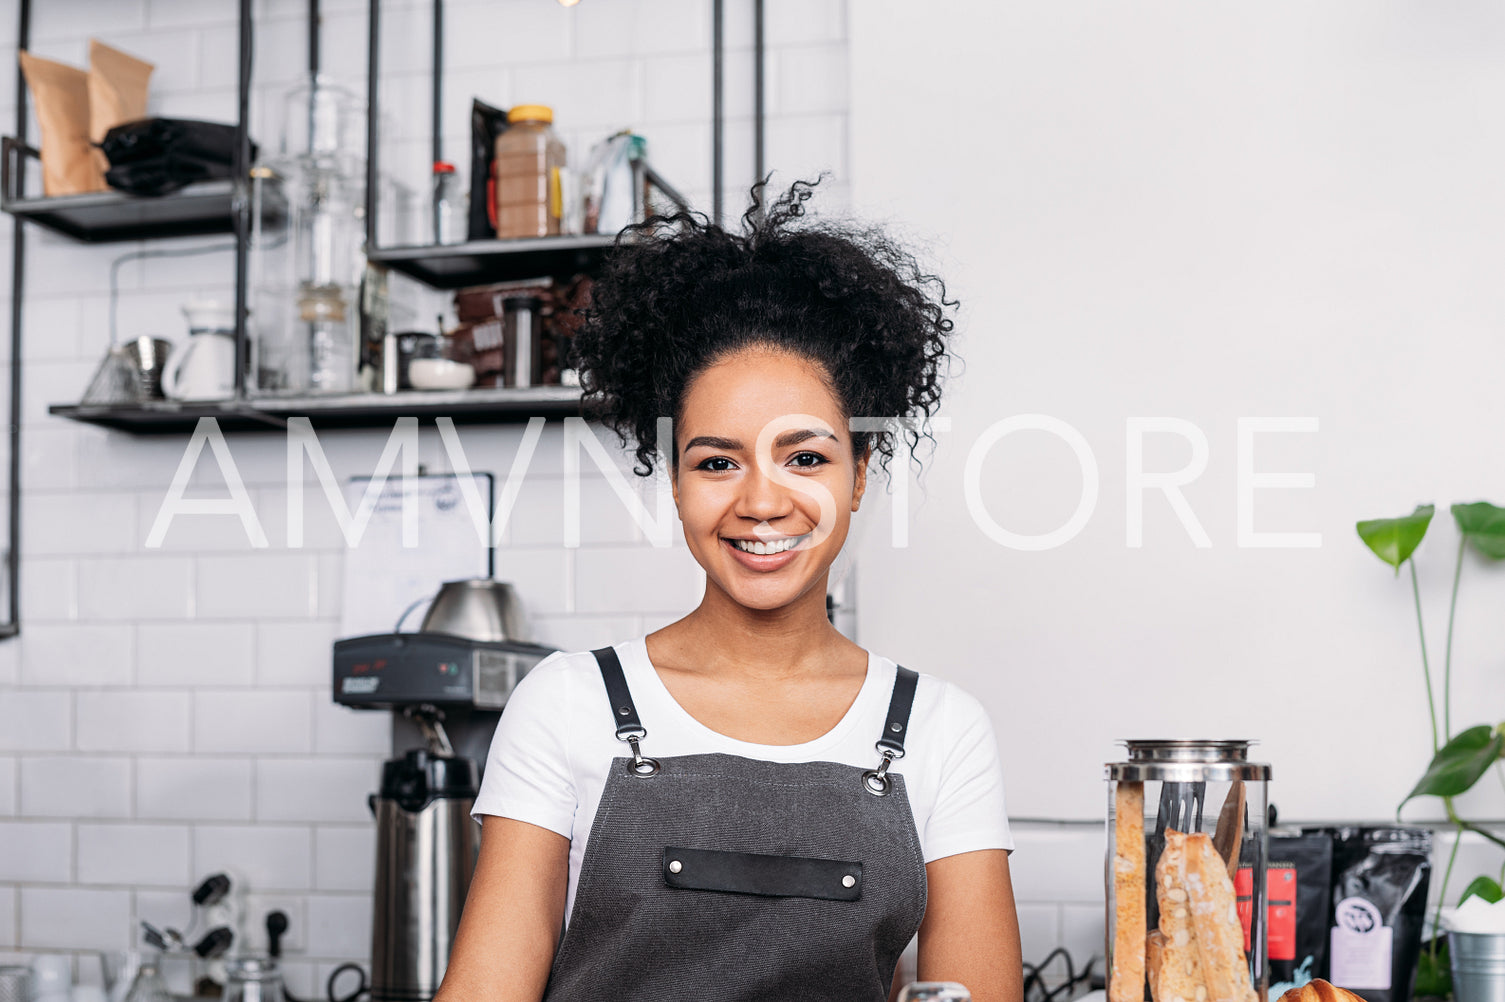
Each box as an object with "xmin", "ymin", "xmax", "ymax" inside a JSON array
[
  {"xmin": 332, "ymin": 576, "xmax": 554, "ymax": 712},
  {"xmin": 419, "ymin": 579, "xmax": 526, "ymax": 642}
]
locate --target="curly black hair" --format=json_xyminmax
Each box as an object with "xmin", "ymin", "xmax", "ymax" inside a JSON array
[{"xmin": 572, "ymin": 179, "xmax": 957, "ymax": 478}]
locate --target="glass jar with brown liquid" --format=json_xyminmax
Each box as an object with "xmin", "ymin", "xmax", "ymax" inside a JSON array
[{"xmin": 493, "ymin": 104, "xmax": 565, "ymax": 239}]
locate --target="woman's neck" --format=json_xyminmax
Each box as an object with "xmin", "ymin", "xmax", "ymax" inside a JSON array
[{"xmin": 648, "ymin": 577, "xmax": 858, "ymax": 681}]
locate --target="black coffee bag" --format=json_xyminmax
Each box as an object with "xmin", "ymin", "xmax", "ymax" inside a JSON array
[{"xmin": 1305, "ymin": 827, "xmax": 1432, "ymax": 1002}]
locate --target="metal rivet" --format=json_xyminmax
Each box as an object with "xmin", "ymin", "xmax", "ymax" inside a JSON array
[
  {"xmin": 841, "ymin": 874, "xmax": 856, "ymax": 888},
  {"xmin": 618, "ymin": 706, "xmax": 631, "ymax": 716},
  {"xmin": 889, "ymin": 722, "xmax": 902, "ymax": 733},
  {"xmin": 668, "ymin": 860, "xmax": 682, "ymax": 874}
]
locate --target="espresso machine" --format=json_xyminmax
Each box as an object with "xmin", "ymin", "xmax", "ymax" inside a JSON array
[{"xmin": 333, "ymin": 579, "xmax": 556, "ymax": 1002}]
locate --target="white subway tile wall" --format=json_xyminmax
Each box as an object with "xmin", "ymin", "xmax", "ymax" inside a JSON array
[
  {"xmin": 0, "ymin": 885, "xmax": 15, "ymax": 948},
  {"xmin": 18, "ymin": 887, "xmax": 133, "ymax": 951},
  {"xmin": 76, "ymin": 823, "xmax": 193, "ymax": 887},
  {"xmin": 0, "ymin": 758, "xmax": 15, "ymax": 815}
]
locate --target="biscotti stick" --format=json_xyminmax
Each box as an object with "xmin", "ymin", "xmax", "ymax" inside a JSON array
[
  {"xmin": 1110, "ymin": 782, "xmax": 1146, "ymax": 1002},
  {"xmin": 1154, "ymin": 830, "xmax": 1206, "ymax": 1002},
  {"xmin": 1147, "ymin": 930, "xmax": 1167, "ymax": 1002},
  {"xmin": 1185, "ymin": 832, "xmax": 1257, "ymax": 1002}
]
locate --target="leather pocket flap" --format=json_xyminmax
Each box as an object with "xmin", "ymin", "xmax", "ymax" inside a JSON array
[{"xmin": 662, "ymin": 846, "xmax": 862, "ymax": 901}]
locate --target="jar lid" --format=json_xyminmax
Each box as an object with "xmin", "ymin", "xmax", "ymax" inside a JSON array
[
  {"xmin": 508, "ymin": 104, "xmax": 554, "ymax": 124},
  {"xmin": 1105, "ymin": 739, "xmax": 1271, "ymax": 782}
]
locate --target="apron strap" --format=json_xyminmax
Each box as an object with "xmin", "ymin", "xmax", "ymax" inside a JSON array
[
  {"xmin": 876, "ymin": 666, "xmax": 919, "ymax": 758},
  {"xmin": 591, "ymin": 646, "xmax": 644, "ymax": 739}
]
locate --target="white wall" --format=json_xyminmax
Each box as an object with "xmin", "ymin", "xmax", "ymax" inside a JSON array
[
  {"xmin": 849, "ymin": 0, "xmax": 1505, "ymax": 825},
  {"xmin": 0, "ymin": 0, "xmax": 850, "ymax": 986}
]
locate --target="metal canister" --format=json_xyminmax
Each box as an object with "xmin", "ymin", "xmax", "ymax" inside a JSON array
[
  {"xmin": 1105, "ymin": 740, "xmax": 1272, "ymax": 1002},
  {"xmin": 1451, "ymin": 932, "xmax": 1505, "ymax": 1002},
  {"xmin": 368, "ymin": 749, "xmax": 481, "ymax": 1002}
]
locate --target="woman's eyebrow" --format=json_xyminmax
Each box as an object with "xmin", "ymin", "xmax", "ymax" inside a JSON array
[
  {"xmin": 773, "ymin": 428, "xmax": 838, "ymax": 449},
  {"xmin": 683, "ymin": 435, "xmax": 743, "ymax": 451}
]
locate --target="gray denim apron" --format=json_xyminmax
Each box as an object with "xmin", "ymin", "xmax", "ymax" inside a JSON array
[{"xmin": 541, "ymin": 647, "xmax": 929, "ymax": 1002}]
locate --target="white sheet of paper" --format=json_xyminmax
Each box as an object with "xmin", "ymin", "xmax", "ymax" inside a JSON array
[{"xmin": 338, "ymin": 474, "xmax": 493, "ymax": 638}]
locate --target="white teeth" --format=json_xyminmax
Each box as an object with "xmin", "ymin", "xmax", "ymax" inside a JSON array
[{"xmin": 732, "ymin": 535, "xmax": 806, "ymax": 555}]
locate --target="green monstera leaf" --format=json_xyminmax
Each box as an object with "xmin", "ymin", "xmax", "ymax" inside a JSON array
[
  {"xmin": 1401, "ymin": 724, "xmax": 1505, "ymax": 808},
  {"xmin": 1452, "ymin": 501, "xmax": 1505, "ymax": 560},
  {"xmin": 1357, "ymin": 505, "xmax": 1435, "ymax": 572},
  {"xmin": 1460, "ymin": 876, "xmax": 1505, "ymax": 905}
]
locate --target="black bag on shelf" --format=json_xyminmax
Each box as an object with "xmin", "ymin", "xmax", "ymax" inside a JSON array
[
  {"xmin": 98, "ymin": 117, "xmax": 255, "ymax": 196},
  {"xmin": 469, "ymin": 99, "xmax": 508, "ymax": 241}
]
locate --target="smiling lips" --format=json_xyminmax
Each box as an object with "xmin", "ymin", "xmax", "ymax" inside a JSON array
[
  {"xmin": 729, "ymin": 534, "xmax": 809, "ymax": 555},
  {"xmin": 722, "ymin": 532, "xmax": 812, "ymax": 569}
]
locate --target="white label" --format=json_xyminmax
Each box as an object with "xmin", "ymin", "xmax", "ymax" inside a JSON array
[
  {"xmin": 1330, "ymin": 897, "xmax": 1392, "ymax": 990},
  {"xmin": 341, "ymin": 677, "xmax": 380, "ymax": 695}
]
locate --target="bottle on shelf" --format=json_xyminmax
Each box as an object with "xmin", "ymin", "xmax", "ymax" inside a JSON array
[{"xmin": 432, "ymin": 161, "xmax": 466, "ymax": 246}]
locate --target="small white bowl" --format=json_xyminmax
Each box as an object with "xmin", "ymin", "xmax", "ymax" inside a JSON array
[{"xmin": 408, "ymin": 358, "xmax": 476, "ymax": 391}]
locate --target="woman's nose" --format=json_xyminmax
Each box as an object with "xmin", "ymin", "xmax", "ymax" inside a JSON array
[{"xmin": 735, "ymin": 464, "xmax": 794, "ymax": 521}]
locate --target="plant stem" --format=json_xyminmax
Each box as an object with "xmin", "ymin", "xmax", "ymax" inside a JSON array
[
  {"xmin": 1458, "ymin": 820, "xmax": 1505, "ymax": 853},
  {"xmin": 1432, "ymin": 816, "xmax": 1463, "ymax": 963},
  {"xmin": 1444, "ymin": 799, "xmax": 1505, "ymax": 853},
  {"xmin": 1443, "ymin": 535, "xmax": 1465, "ymax": 741},
  {"xmin": 1410, "ymin": 559, "xmax": 1440, "ymax": 753}
]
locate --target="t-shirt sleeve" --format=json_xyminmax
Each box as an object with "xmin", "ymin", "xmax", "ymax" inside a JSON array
[
  {"xmin": 922, "ymin": 685, "xmax": 1014, "ymax": 862},
  {"xmin": 470, "ymin": 654, "xmax": 577, "ymax": 838}
]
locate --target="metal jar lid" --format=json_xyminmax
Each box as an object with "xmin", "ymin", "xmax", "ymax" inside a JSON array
[{"xmin": 1104, "ymin": 739, "xmax": 1272, "ymax": 783}]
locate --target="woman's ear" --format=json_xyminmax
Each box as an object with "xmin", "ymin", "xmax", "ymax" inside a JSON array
[{"xmin": 851, "ymin": 447, "xmax": 871, "ymax": 512}]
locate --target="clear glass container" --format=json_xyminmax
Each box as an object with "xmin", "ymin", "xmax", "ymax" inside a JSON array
[
  {"xmin": 276, "ymin": 75, "xmax": 363, "ymax": 174},
  {"xmin": 121, "ymin": 961, "xmax": 168, "ymax": 1002},
  {"xmin": 221, "ymin": 958, "xmax": 282, "ymax": 1002},
  {"xmin": 1105, "ymin": 740, "xmax": 1271, "ymax": 1002},
  {"xmin": 250, "ymin": 74, "xmax": 366, "ymax": 396}
]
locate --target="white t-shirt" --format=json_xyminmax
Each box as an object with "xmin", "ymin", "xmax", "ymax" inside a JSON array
[{"xmin": 472, "ymin": 637, "xmax": 1014, "ymax": 919}]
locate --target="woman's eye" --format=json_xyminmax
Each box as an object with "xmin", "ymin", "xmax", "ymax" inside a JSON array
[
  {"xmin": 789, "ymin": 452, "xmax": 829, "ymax": 468},
  {"xmin": 696, "ymin": 456, "xmax": 736, "ymax": 472}
]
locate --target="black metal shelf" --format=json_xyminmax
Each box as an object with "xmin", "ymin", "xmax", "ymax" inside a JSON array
[
  {"xmin": 1, "ymin": 174, "xmax": 281, "ymax": 244},
  {"xmin": 48, "ymin": 385, "xmax": 584, "ymax": 434},
  {"xmin": 367, "ymin": 234, "xmax": 617, "ymax": 290}
]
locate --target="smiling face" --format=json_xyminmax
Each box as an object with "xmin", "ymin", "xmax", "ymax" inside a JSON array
[{"xmin": 673, "ymin": 345, "xmax": 867, "ymax": 615}]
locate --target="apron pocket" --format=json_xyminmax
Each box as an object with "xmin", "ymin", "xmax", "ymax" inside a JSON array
[{"xmin": 661, "ymin": 846, "xmax": 863, "ymax": 902}]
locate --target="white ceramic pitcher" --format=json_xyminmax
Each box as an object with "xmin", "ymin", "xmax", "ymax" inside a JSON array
[{"xmin": 163, "ymin": 302, "xmax": 237, "ymax": 401}]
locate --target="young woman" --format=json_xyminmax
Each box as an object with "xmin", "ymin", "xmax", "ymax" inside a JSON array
[{"xmin": 437, "ymin": 183, "xmax": 1022, "ymax": 1002}]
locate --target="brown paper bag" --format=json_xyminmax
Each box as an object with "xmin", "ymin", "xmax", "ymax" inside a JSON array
[
  {"xmin": 19, "ymin": 50, "xmax": 106, "ymax": 195},
  {"xmin": 88, "ymin": 40, "xmax": 153, "ymax": 181},
  {"xmin": 88, "ymin": 39, "xmax": 153, "ymax": 143}
]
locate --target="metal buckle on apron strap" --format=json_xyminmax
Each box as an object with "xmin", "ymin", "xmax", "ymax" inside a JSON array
[
  {"xmin": 617, "ymin": 725, "xmax": 661, "ymax": 777},
  {"xmin": 862, "ymin": 742, "xmax": 904, "ymax": 797}
]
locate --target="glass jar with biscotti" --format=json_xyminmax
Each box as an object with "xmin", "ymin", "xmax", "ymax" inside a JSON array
[{"xmin": 1106, "ymin": 741, "xmax": 1272, "ymax": 1002}]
